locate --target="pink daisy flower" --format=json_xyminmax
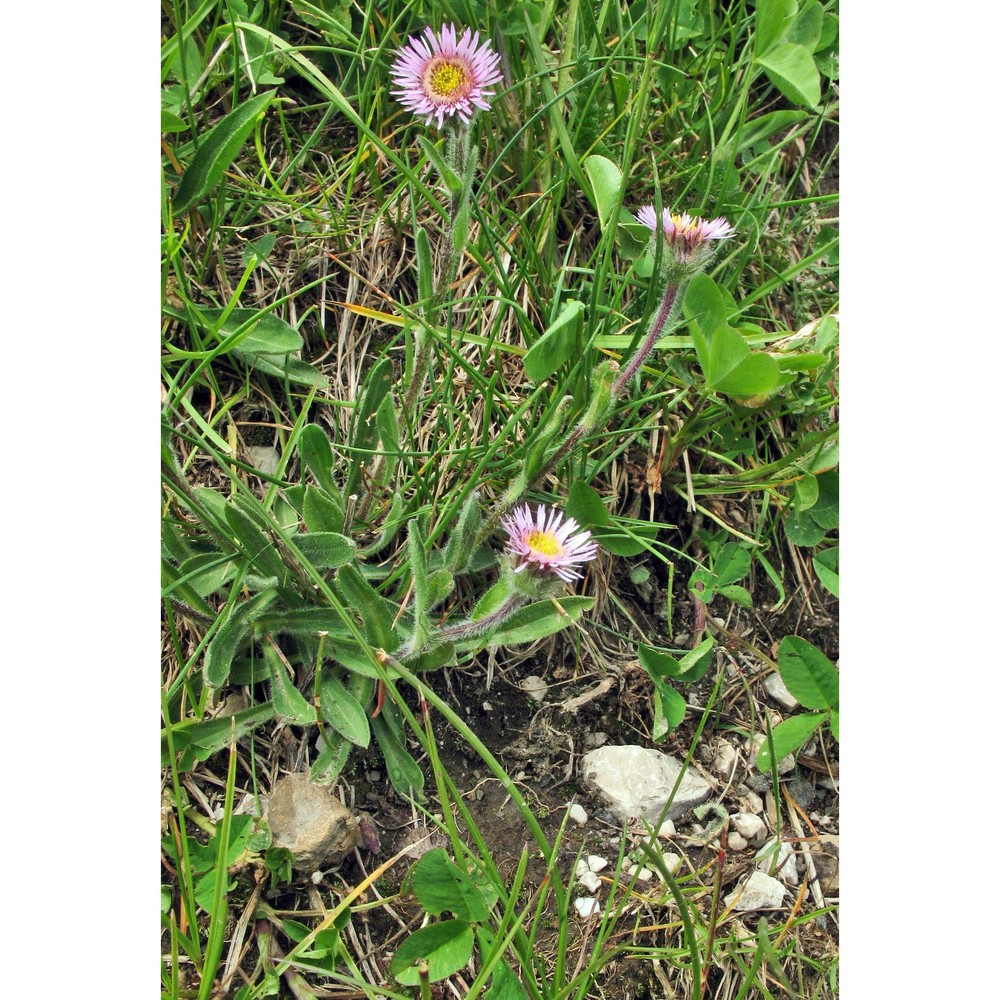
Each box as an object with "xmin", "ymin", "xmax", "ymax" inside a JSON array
[
  {"xmin": 389, "ymin": 23, "xmax": 503, "ymax": 129},
  {"xmin": 636, "ymin": 205, "xmax": 735, "ymax": 261},
  {"xmin": 502, "ymin": 503, "xmax": 599, "ymax": 583}
]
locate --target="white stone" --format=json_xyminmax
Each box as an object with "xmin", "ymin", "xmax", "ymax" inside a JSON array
[
  {"xmin": 520, "ymin": 675, "xmax": 548, "ymax": 702},
  {"xmin": 568, "ymin": 803, "xmax": 588, "ymax": 826},
  {"xmin": 575, "ymin": 859, "xmax": 591, "ymax": 876},
  {"xmin": 725, "ymin": 871, "xmax": 787, "ymax": 911},
  {"xmin": 578, "ymin": 870, "xmax": 601, "ymax": 893},
  {"xmin": 728, "ymin": 832, "xmax": 748, "ymax": 851},
  {"xmin": 659, "ymin": 852, "xmax": 682, "ymax": 875},
  {"xmin": 574, "ymin": 897, "xmax": 600, "ymax": 919},
  {"xmin": 581, "ymin": 746, "xmax": 713, "ymax": 822},
  {"xmin": 245, "ymin": 445, "xmax": 279, "ymax": 476},
  {"xmin": 741, "ymin": 790, "xmax": 765, "ymax": 816},
  {"xmin": 732, "ymin": 813, "xmax": 767, "ymax": 841},
  {"xmin": 712, "ymin": 741, "xmax": 738, "ymax": 777},
  {"xmin": 762, "ymin": 673, "xmax": 799, "ymax": 711},
  {"xmin": 587, "ymin": 855, "xmax": 609, "ymax": 873},
  {"xmin": 756, "ymin": 838, "xmax": 799, "ymax": 885},
  {"xmin": 655, "ymin": 820, "xmax": 676, "ymax": 840}
]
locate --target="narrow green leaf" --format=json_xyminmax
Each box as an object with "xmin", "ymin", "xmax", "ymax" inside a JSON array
[
  {"xmin": 230, "ymin": 351, "xmax": 328, "ymax": 388},
  {"xmin": 303, "ymin": 484, "xmax": 345, "ymax": 532},
  {"xmin": 582, "ymin": 154, "xmax": 623, "ymax": 229},
  {"xmin": 223, "ymin": 504, "xmax": 287, "ymax": 582},
  {"xmin": 485, "ymin": 596, "xmax": 595, "ymax": 646},
  {"xmin": 162, "ymin": 109, "xmax": 188, "ymax": 133},
  {"xmin": 163, "ymin": 702, "xmax": 274, "ymax": 765},
  {"xmin": 298, "ymin": 425, "xmax": 337, "ymax": 495},
  {"xmin": 391, "ymin": 919, "xmax": 474, "ymax": 985},
  {"xmin": 829, "ymin": 709, "xmax": 839, "ymax": 742},
  {"xmin": 734, "ymin": 109, "xmax": 808, "ymax": 154},
  {"xmin": 173, "ymin": 89, "xmax": 276, "ymax": 213},
  {"xmin": 197, "ymin": 308, "xmax": 303, "ymax": 355},
  {"xmin": 778, "ymin": 636, "xmax": 839, "ymax": 710},
  {"xmin": 175, "ymin": 552, "xmax": 236, "ymax": 599},
  {"xmin": 345, "ymin": 358, "xmax": 394, "ymax": 496},
  {"xmin": 443, "ymin": 491, "xmax": 484, "ymax": 575},
  {"xmin": 265, "ymin": 642, "xmax": 316, "ymax": 725},
  {"xmin": 417, "ymin": 134, "xmax": 462, "ymax": 194},
  {"xmin": 416, "ymin": 227, "xmax": 434, "ymax": 305},
  {"xmin": 372, "ymin": 715, "xmax": 425, "ymax": 800},
  {"xmin": 204, "ymin": 600, "xmax": 252, "ymax": 687},
  {"xmin": 756, "ymin": 713, "xmax": 826, "ymax": 772},
  {"xmin": 294, "ymin": 531, "xmax": 357, "ymax": 569},
  {"xmin": 319, "ymin": 668, "xmax": 370, "ymax": 748},
  {"xmin": 310, "ymin": 733, "xmax": 351, "ymax": 785}
]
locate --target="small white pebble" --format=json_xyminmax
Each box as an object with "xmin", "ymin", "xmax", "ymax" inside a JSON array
[
  {"xmin": 481, "ymin": 701, "xmax": 494, "ymax": 712},
  {"xmin": 728, "ymin": 832, "xmax": 748, "ymax": 851},
  {"xmin": 578, "ymin": 871, "xmax": 601, "ymax": 893},
  {"xmin": 574, "ymin": 897, "xmax": 600, "ymax": 919},
  {"xmin": 575, "ymin": 859, "xmax": 591, "ymax": 877},
  {"xmin": 633, "ymin": 867, "xmax": 653, "ymax": 883},
  {"xmin": 655, "ymin": 820, "xmax": 676, "ymax": 840},
  {"xmin": 732, "ymin": 813, "xmax": 767, "ymax": 840},
  {"xmin": 587, "ymin": 855, "xmax": 608, "ymax": 873},
  {"xmin": 568, "ymin": 803, "xmax": 588, "ymax": 826},
  {"xmin": 520, "ymin": 675, "xmax": 548, "ymax": 702},
  {"xmin": 310, "ymin": 871, "xmax": 324, "ymax": 885}
]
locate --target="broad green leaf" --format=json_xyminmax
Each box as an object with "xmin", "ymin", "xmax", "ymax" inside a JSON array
[
  {"xmin": 754, "ymin": 0, "xmax": 797, "ymax": 55},
  {"xmin": 582, "ymin": 154, "xmax": 623, "ymax": 229},
  {"xmin": 810, "ymin": 471, "xmax": 839, "ymax": 529},
  {"xmin": 778, "ymin": 636, "xmax": 839, "ymax": 710},
  {"xmin": 391, "ymin": 919, "xmax": 474, "ymax": 985},
  {"xmin": 652, "ymin": 683, "xmax": 688, "ymax": 739},
  {"xmin": 785, "ymin": 0, "xmax": 824, "ymax": 51},
  {"xmin": 784, "ymin": 506, "xmax": 826, "ymax": 547},
  {"xmin": 319, "ymin": 668, "xmax": 370, "ymax": 748},
  {"xmin": 294, "ymin": 531, "xmax": 357, "ymax": 569},
  {"xmin": 303, "ymin": 484, "xmax": 345, "ymax": 533},
  {"xmin": 372, "ymin": 715, "xmax": 425, "ymax": 800},
  {"xmin": 684, "ymin": 272, "xmax": 729, "ymax": 356},
  {"xmin": 565, "ymin": 481, "xmax": 610, "ymax": 528},
  {"xmin": 638, "ymin": 644, "xmax": 684, "ymax": 679},
  {"xmin": 756, "ymin": 713, "xmax": 826, "ymax": 772},
  {"xmin": 793, "ymin": 471, "xmax": 819, "ymax": 511},
  {"xmin": 829, "ymin": 709, "xmax": 839, "ymax": 742},
  {"xmin": 713, "ymin": 543, "xmax": 751, "ymax": 586},
  {"xmin": 523, "ymin": 299, "xmax": 585, "ymax": 382},
  {"xmin": 265, "ymin": 643, "xmax": 316, "ymax": 725},
  {"xmin": 298, "ymin": 426, "xmax": 338, "ymax": 495},
  {"xmin": 709, "ymin": 328, "xmax": 781, "ymax": 397},
  {"xmin": 716, "ymin": 584, "xmax": 752, "ymax": 609},
  {"xmin": 173, "ymin": 89, "xmax": 276, "ymax": 213},
  {"xmin": 485, "ymin": 596, "xmax": 595, "ymax": 646},
  {"xmin": 678, "ymin": 636, "xmax": 717, "ymax": 681},
  {"xmin": 411, "ymin": 848, "xmax": 490, "ymax": 922},
  {"xmin": 813, "ymin": 546, "xmax": 839, "ymax": 597},
  {"xmin": 198, "ymin": 308, "xmax": 303, "ymax": 355},
  {"xmin": 757, "ymin": 43, "xmax": 821, "ymax": 109},
  {"xmin": 161, "ymin": 109, "xmax": 187, "ymax": 133},
  {"xmin": 484, "ymin": 955, "xmax": 529, "ymax": 1000}
]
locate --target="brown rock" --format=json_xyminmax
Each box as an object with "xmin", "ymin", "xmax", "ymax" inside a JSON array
[{"xmin": 267, "ymin": 773, "xmax": 360, "ymax": 870}]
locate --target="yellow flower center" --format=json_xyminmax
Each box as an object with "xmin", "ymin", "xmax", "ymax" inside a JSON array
[
  {"xmin": 426, "ymin": 58, "xmax": 468, "ymax": 100},
  {"xmin": 525, "ymin": 530, "xmax": 562, "ymax": 557},
  {"xmin": 672, "ymin": 214, "xmax": 697, "ymax": 234}
]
